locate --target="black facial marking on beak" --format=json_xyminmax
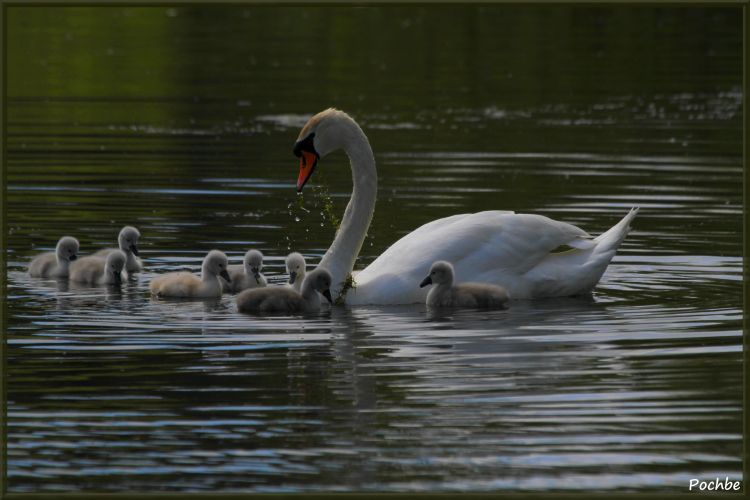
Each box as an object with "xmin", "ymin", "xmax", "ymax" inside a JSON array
[
  {"xmin": 69, "ymin": 254, "xmax": 77, "ymax": 261},
  {"xmin": 220, "ymin": 269, "xmax": 231, "ymax": 282},
  {"xmin": 130, "ymin": 244, "xmax": 139, "ymax": 256},
  {"xmin": 289, "ymin": 271, "xmax": 297, "ymax": 284},
  {"xmin": 419, "ymin": 276, "xmax": 432, "ymax": 288},
  {"xmin": 322, "ymin": 289, "xmax": 333, "ymax": 303},
  {"xmin": 293, "ymin": 132, "xmax": 317, "ymax": 158}
]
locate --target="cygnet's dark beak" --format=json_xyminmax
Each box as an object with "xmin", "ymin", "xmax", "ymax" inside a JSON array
[
  {"xmin": 220, "ymin": 269, "xmax": 231, "ymax": 282},
  {"xmin": 288, "ymin": 271, "xmax": 297, "ymax": 284},
  {"xmin": 113, "ymin": 271, "xmax": 122, "ymax": 285},
  {"xmin": 419, "ymin": 275, "xmax": 432, "ymax": 288},
  {"xmin": 252, "ymin": 268, "xmax": 261, "ymax": 283},
  {"xmin": 69, "ymin": 254, "xmax": 77, "ymax": 261},
  {"xmin": 322, "ymin": 289, "xmax": 333, "ymax": 303},
  {"xmin": 130, "ymin": 244, "xmax": 139, "ymax": 256}
]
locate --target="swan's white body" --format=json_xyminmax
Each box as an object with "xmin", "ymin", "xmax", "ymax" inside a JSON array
[{"xmin": 294, "ymin": 109, "xmax": 638, "ymax": 305}]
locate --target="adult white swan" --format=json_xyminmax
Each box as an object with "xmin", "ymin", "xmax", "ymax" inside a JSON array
[{"xmin": 293, "ymin": 108, "xmax": 638, "ymax": 305}]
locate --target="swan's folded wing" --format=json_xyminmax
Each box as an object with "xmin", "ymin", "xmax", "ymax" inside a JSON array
[
  {"xmin": 358, "ymin": 211, "xmax": 592, "ymax": 283},
  {"xmin": 467, "ymin": 212, "xmax": 594, "ymax": 275}
]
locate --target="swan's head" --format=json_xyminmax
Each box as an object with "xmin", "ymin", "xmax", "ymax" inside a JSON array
[
  {"xmin": 56, "ymin": 236, "xmax": 80, "ymax": 263},
  {"xmin": 118, "ymin": 226, "xmax": 141, "ymax": 256},
  {"xmin": 106, "ymin": 250, "xmax": 127, "ymax": 284},
  {"xmin": 203, "ymin": 250, "xmax": 230, "ymax": 282},
  {"xmin": 285, "ymin": 252, "xmax": 306, "ymax": 284},
  {"xmin": 244, "ymin": 249, "xmax": 263, "ymax": 282},
  {"xmin": 293, "ymin": 108, "xmax": 359, "ymax": 192},
  {"xmin": 420, "ymin": 260, "xmax": 454, "ymax": 288},
  {"xmin": 304, "ymin": 268, "xmax": 333, "ymax": 303}
]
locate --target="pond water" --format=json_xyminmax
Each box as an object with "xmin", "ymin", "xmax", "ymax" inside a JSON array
[{"xmin": 5, "ymin": 5, "xmax": 743, "ymax": 493}]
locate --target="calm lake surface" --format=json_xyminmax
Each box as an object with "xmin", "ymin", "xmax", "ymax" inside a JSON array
[{"xmin": 5, "ymin": 6, "xmax": 743, "ymax": 493}]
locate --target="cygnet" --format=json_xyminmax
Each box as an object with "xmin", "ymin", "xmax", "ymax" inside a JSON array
[
  {"xmin": 420, "ymin": 260, "xmax": 509, "ymax": 309},
  {"xmin": 237, "ymin": 267, "xmax": 333, "ymax": 314},
  {"xmin": 28, "ymin": 236, "xmax": 80, "ymax": 278},
  {"xmin": 150, "ymin": 250, "xmax": 230, "ymax": 299}
]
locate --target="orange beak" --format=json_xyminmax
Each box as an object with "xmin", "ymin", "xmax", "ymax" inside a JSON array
[{"xmin": 297, "ymin": 150, "xmax": 318, "ymax": 192}]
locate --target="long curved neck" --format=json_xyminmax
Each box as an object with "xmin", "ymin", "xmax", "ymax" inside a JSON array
[
  {"xmin": 125, "ymin": 251, "xmax": 138, "ymax": 269},
  {"xmin": 56, "ymin": 256, "xmax": 70, "ymax": 273},
  {"xmin": 201, "ymin": 264, "xmax": 217, "ymax": 283},
  {"xmin": 318, "ymin": 126, "xmax": 377, "ymax": 297}
]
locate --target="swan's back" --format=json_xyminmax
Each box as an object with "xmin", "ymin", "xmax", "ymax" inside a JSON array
[
  {"xmin": 150, "ymin": 272, "xmax": 201, "ymax": 297},
  {"xmin": 28, "ymin": 253, "xmax": 57, "ymax": 277},
  {"xmin": 237, "ymin": 286, "xmax": 305, "ymax": 314},
  {"xmin": 93, "ymin": 248, "xmax": 116, "ymax": 258},
  {"xmin": 453, "ymin": 283, "xmax": 509, "ymax": 309},
  {"xmin": 70, "ymin": 256, "xmax": 106, "ymax": 283}
]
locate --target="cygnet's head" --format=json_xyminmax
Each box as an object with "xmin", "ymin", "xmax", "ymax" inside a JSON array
[
  {"xmin": 56, "ymin": 236, "xmax": 80, "ymax": 263},
  {"xmin": 420, "ymin": 260, "xmax": 454, "ymax": 288},
  {"xmin": 106, "ymin": 250, "xmax": 127, "ymax": 284},
  {"xmin": 243, "ymin": 249, "xmax": 263, "ymax": 281},
  {"xmin": 118, "ymin": 226, "xmax": 141, "ymax": 256},
  {"xmin": 203, "ymin": 250, "xmax": 230, "ymax": 282},
  {"xmin": 303, "ymin": 268, "xmax": 333, "ymax": 303},
  {"xmin": 293, "ymin": 108, "xmax": 362, "ymax": 192},
  {"xmin": 285, "ymin": 252, "xmax": 306, "ymax": 285}
]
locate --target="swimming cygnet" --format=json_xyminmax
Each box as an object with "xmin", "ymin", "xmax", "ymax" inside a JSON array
[
  {"xmin": 69, "ymin": 250, "xmax": 127, "ymax": 285},
  {"xmin": 28, "ymin": 236, "xmax": 80, "ymax": 278},
  {"xmin": 236, "ymin": 268, "xmax": 333, "ymax": 314},
  {"xmin": 222, "ymin": 249, "xmax": 267, "ymax": 293},
  {"xmin": 285, "ymin": 252, "xmax": 307, "ymax": 292},
  {"xmin": 94, "ymin": 226, "xmax": 143, "ymax": 273},
  {"xmin": 419, "ymin": 261, "xmax": 509, "ymax": 309},
  {"xmin": 150, "ymin": 250, "xmax": 230, "ymax": 299}
]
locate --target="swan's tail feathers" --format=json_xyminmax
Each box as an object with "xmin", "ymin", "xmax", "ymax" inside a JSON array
[{"xmin": 593, "ymin": 207, "xmax": 640, "ymax": 253}]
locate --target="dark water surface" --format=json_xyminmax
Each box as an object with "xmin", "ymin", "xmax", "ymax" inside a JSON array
[{"xmin": 5, "ymin": 6, "xmax": 743, "ymax": 493}]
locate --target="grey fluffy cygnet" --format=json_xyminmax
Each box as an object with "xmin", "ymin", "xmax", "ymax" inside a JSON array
[
  {"xmin": 94, "ymin": 226, "xmax": 143, "ymax": 273},
  {"xmin": 236, "ymin": 267, "xmax": 333, "ymax": 314},
  {"xmin": 285, "ymin": 252, "xmax": 307, "ymax": 293},
  {"xmin": 70, "ymin": 250, "xmax": 127, "ymax": 285},
  {"xmin": 420, "ymin": 261, "xmax": 509, "ymax": 309},
  {"xmin": 222, "ymin": 249, "xmax": 267, "ymax": 293},
  {"xmin": 28, "ymin": 236, "xmax": 80, "ymax": 278},
  {"xmin": 150, "ymin": 250, "xmax": 230, "ymax": 299}
]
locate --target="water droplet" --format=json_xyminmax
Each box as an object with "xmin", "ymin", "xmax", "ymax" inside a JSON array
[{"xmin": 294, "ymin": 216, "xmax": 300, "ymax": 222}]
